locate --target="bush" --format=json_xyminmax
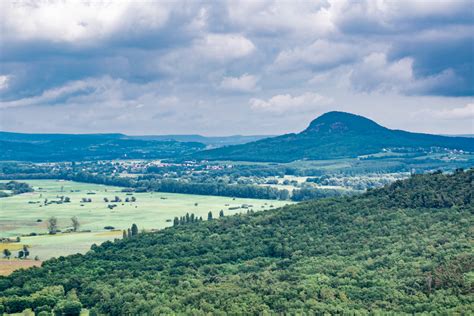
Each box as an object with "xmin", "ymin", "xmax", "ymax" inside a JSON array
[
  {"xmin": 4, "ymin": 296, "xmax": 32, "ymax": 313},
  {"xmin": 54, "ymin": 300, "xmax": 82, "ymax": 316},
  {"xmin": 35, "ymin": 305, "xmax": 52, "ymax": 316},
  {"xmin": 33, "ymin": 296, "xmax": 57, "ymax": 309}
]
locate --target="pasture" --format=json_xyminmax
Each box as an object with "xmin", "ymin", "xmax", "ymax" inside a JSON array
[{"xmin": 0, "ymin": 180, "xmax": 290, "ymax": 268}]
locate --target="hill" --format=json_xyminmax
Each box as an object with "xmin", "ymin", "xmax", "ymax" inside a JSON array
[
  {"xmin": 195, "ymin": 111, "xmax": 474, "ymax": 162},
  {"xmin": 0, "ymin": 132, "xmax": 272, "ymax": 162},
  {"xmin": 0, "ymin": 132, "xmax": 205, "ymax": 162},
  {"xmin": 0, "ymin": 169, "xmax": 472, "ymax": 314},
  {"xmin": 128, "ymin": 134, "xmax": 272, "ymax": 146}
]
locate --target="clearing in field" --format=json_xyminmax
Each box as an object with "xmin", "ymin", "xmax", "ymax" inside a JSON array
[
  {"xmin": 0, "ymin": 179, "xmax": 290, "ymax": 265},
  {"xmin": 0, "ymin": 259, "xmax": 42, "ymax": 276}
]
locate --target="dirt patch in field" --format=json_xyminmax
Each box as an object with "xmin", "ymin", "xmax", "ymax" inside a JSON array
[
  {"xmin": 0, "ymin": 259, "xmax": 42, "ymax": 276},
  {"xmin": 0, "ymin": 243, "xmax": 24, "ymax": 251},
  {"xmin": 94, "ymin": 230, "xmax": 123, "ymax": 237}
]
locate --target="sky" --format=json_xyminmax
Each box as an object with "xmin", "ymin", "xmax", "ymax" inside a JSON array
[{"xmin": 0, "ymin": 0, "xmax": 473, "ymax": 136}]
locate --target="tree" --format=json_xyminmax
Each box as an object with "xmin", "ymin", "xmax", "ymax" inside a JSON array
[
  {"xmin": 127, "ymin": 228, "xmax": 132, "ymax": 238},
  {"xmin": 18, "ymin": 250, "xmax": 24, "ymax": 259},
  {"xmin": 22, "ymin": 245, "xmax": 29, "ymax": 259},
  {"xmin": 64, "ymin": 196, "xmax": 71, "ymax": 203},
  {"xmin": 3, "ymin": 249, "xmax": 11, "ymax": 259},
  {"xmin": 47, "ymin": 216, "xmax": 58, "ymax": 234},
  {"xmin": 219, "ymin": 210, "xmax": 225, "ymax": 218},
  {"xmin": 54, "ymin": 300, "xmax": 82, "ymax": 316},
  {"xmin": 71, "ymin": 216, "xmax": 80, "ymax": 232},
  {"xmin": 173, "ymin": 217, "xmax": 179, "ymax": 226},
  {"xmin": 122, "ymin": 230, "xmax": 127, "ymax": 239},
  {"xmin": 207, "ymin": 211, "xmax": 213, "ymax": 221},
  {"xmin": 131, "ymin": 224, "xmax": 138, "ymax": 237}
]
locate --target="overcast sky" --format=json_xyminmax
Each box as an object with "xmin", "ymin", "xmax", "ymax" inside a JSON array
[{"xmin": 0, "ymin": 0, "xmax": 473, "ymax": 136}]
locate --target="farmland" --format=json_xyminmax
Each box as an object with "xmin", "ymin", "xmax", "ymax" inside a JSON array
[{"xmin": 0, "ymin": 180, "xmax": 290, "ymax": 266}]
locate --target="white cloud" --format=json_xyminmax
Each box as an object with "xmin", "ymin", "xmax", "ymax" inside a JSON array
[
  {"xmin": 331, "ymin": 0, "xmax": 473, "ymax": 33},
  {"xmin": 250, "ymin": 92, "xmax": 333, "ymax": 114},
  {"xmin": 430, "ymin": 104, "xmax": 474, "ymax": 120},
  {"xmin": 219, "ymin": 74, "xmax": 258, "ymax": 92},
  {"xmin": 0, "ymin": 76, "xmax": 160, "ymax": 109},
  {"xmin": 194, "ymin": 34, "xmax": 256, "ymax": 61},
  {"xmin": 274, "ymin": 40, "xmax": 361, "ymax": 71},
  {"xmin": 226, "ymin": 0, "xmax": 334, "ymax": 37},
  {"xmin": 0, "ymin": 75, "xmax": 9, "ymax": 90},
  {"xmin": 0, "ymin": 1, "xmax": 172, "ymax": 43},
  {"xmin": 0, "ymin": 79, "xmax": 97, "ymax": 108},
  {"xmin": 349, "ymin": 52, "xmax": 467, "ymax": 95},
  {"xmin": 350, "ymin": 53, "xmax": 414, "ymax": 93}
]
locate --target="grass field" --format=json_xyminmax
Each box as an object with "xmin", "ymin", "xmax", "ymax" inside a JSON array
[{"xmin": 0, "ymin": 179, "xmax": 290, "ymax": 268}]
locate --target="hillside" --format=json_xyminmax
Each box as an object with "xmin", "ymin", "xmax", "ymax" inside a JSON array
[
  {"xmin": 0, "ymin": 132, "xmax": 205, "ymax": 162},
  {"xmin": 195, "ymin": 111, "xmax": 474, "ymax": 162},
  {"xmin": 0, "ymin": 132, "xmax": 271, "ymax": 162},
  {"xmin": 128, "ymin": 134, "xmax": 272, "ymax": 146},
  {"xmin": 0, "ymin": 169, "xmax": 472, "ymax": 314}
]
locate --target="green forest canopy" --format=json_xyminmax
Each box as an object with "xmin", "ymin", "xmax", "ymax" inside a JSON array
[{"xmin": 0, "ymin": 169, "xmax": 472, "ymax": 314}]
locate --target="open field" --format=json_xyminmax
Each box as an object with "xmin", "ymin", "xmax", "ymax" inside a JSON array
[
  {"xmin": 0, "ymin": 259, "xmax": 42, "ymax": 276},
  {"xmin": 0, "ymin": 180, "xmax": 290, "ymax": 265}
]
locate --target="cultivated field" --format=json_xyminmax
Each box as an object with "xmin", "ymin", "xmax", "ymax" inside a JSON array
[{"xmin": 0, "ymin": 180, "xmax": 290, "ymax": 270}]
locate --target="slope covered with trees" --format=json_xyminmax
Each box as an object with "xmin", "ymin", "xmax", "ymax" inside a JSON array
[
  {"xmin": 0, "ymin": 170, "xmax": 472, "ymax": 314},
  {"xmin": 195, "ymin": 111, "xmax": 474, "ymax": 162},
  {"xmin": 0, "ymin": 132, "xmax": 205, "ymax": 162}
]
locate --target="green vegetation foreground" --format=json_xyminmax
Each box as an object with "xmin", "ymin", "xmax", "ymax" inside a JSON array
[{"xmin": 0, "ymin": 170, "xmax": 473, "ymax": 314}]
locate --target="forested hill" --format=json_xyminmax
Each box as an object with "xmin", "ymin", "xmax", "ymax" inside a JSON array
[
  {"xmin": 0, "ymin": 132, "xmax": 205, "ymax": 162},
  {"xmin": 195, "ymin": 111, "xmax": 474, "ymax": 162},
  {"xmin": 1, "ymin": 169, "xmax": 472, "ymax": 314}
]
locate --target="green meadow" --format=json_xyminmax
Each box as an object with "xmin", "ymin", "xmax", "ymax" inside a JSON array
[{"xmin": 0, "ymin": 180, "xmax": 290, "ymax": 261}]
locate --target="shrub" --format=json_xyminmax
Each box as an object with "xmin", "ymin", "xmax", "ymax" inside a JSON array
[
  {"xmin": 53, "ymin": 300, "xmax": 82, "ymax": 316},
  {"xmin": 35, "ymin": 305, "xmax": 52, "ymax": 316}
]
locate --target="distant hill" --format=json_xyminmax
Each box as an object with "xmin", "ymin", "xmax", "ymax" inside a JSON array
[
  {"xmin": 1, "ymin": 169, "xmax": 472, "ymax": 314},
  {"xmin": 0, "ymin": 132, "xmax": 204, "ymax": 162},
  {"xmin": 0, "ymin": 131, "xmax": 270, "ymax": 162},
  {"xmin": 195, "ymin": 111, "xmax": 474, "ymax": 162},
  {"xmin": 127, "ymin": 134, "xmax": 272, "ymax": 146}
]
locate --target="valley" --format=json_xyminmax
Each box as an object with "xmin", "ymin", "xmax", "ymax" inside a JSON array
[
  {"xmin": 0, "ymin": 180, "xmax": 288, "ymax": 266},
  {"xmin": 0, "ymin": 112, "xmax": 472, "ymax": 315}
]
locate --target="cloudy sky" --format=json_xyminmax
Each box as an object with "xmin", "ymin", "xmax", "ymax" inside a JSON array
[{"xmin": 0, "ymin": 0, "xmax": 473, "ymax": 136}]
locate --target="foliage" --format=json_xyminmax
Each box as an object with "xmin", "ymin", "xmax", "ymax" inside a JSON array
[
  {"xmin": 0, "ymin": 181, "xmax": 33, "ymax": 197},
  {"xmin": 0, "ymin": 170, "xmax": 472, "ymax": 314}
]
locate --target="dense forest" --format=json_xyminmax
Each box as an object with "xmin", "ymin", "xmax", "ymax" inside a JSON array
[
  {"xmin": 196, "ymin": 111, "xmax": 474, "ymax": 162},
  {"xmin": 0, "ymin": 169, "xmax": 472, "ymax": 314}
]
